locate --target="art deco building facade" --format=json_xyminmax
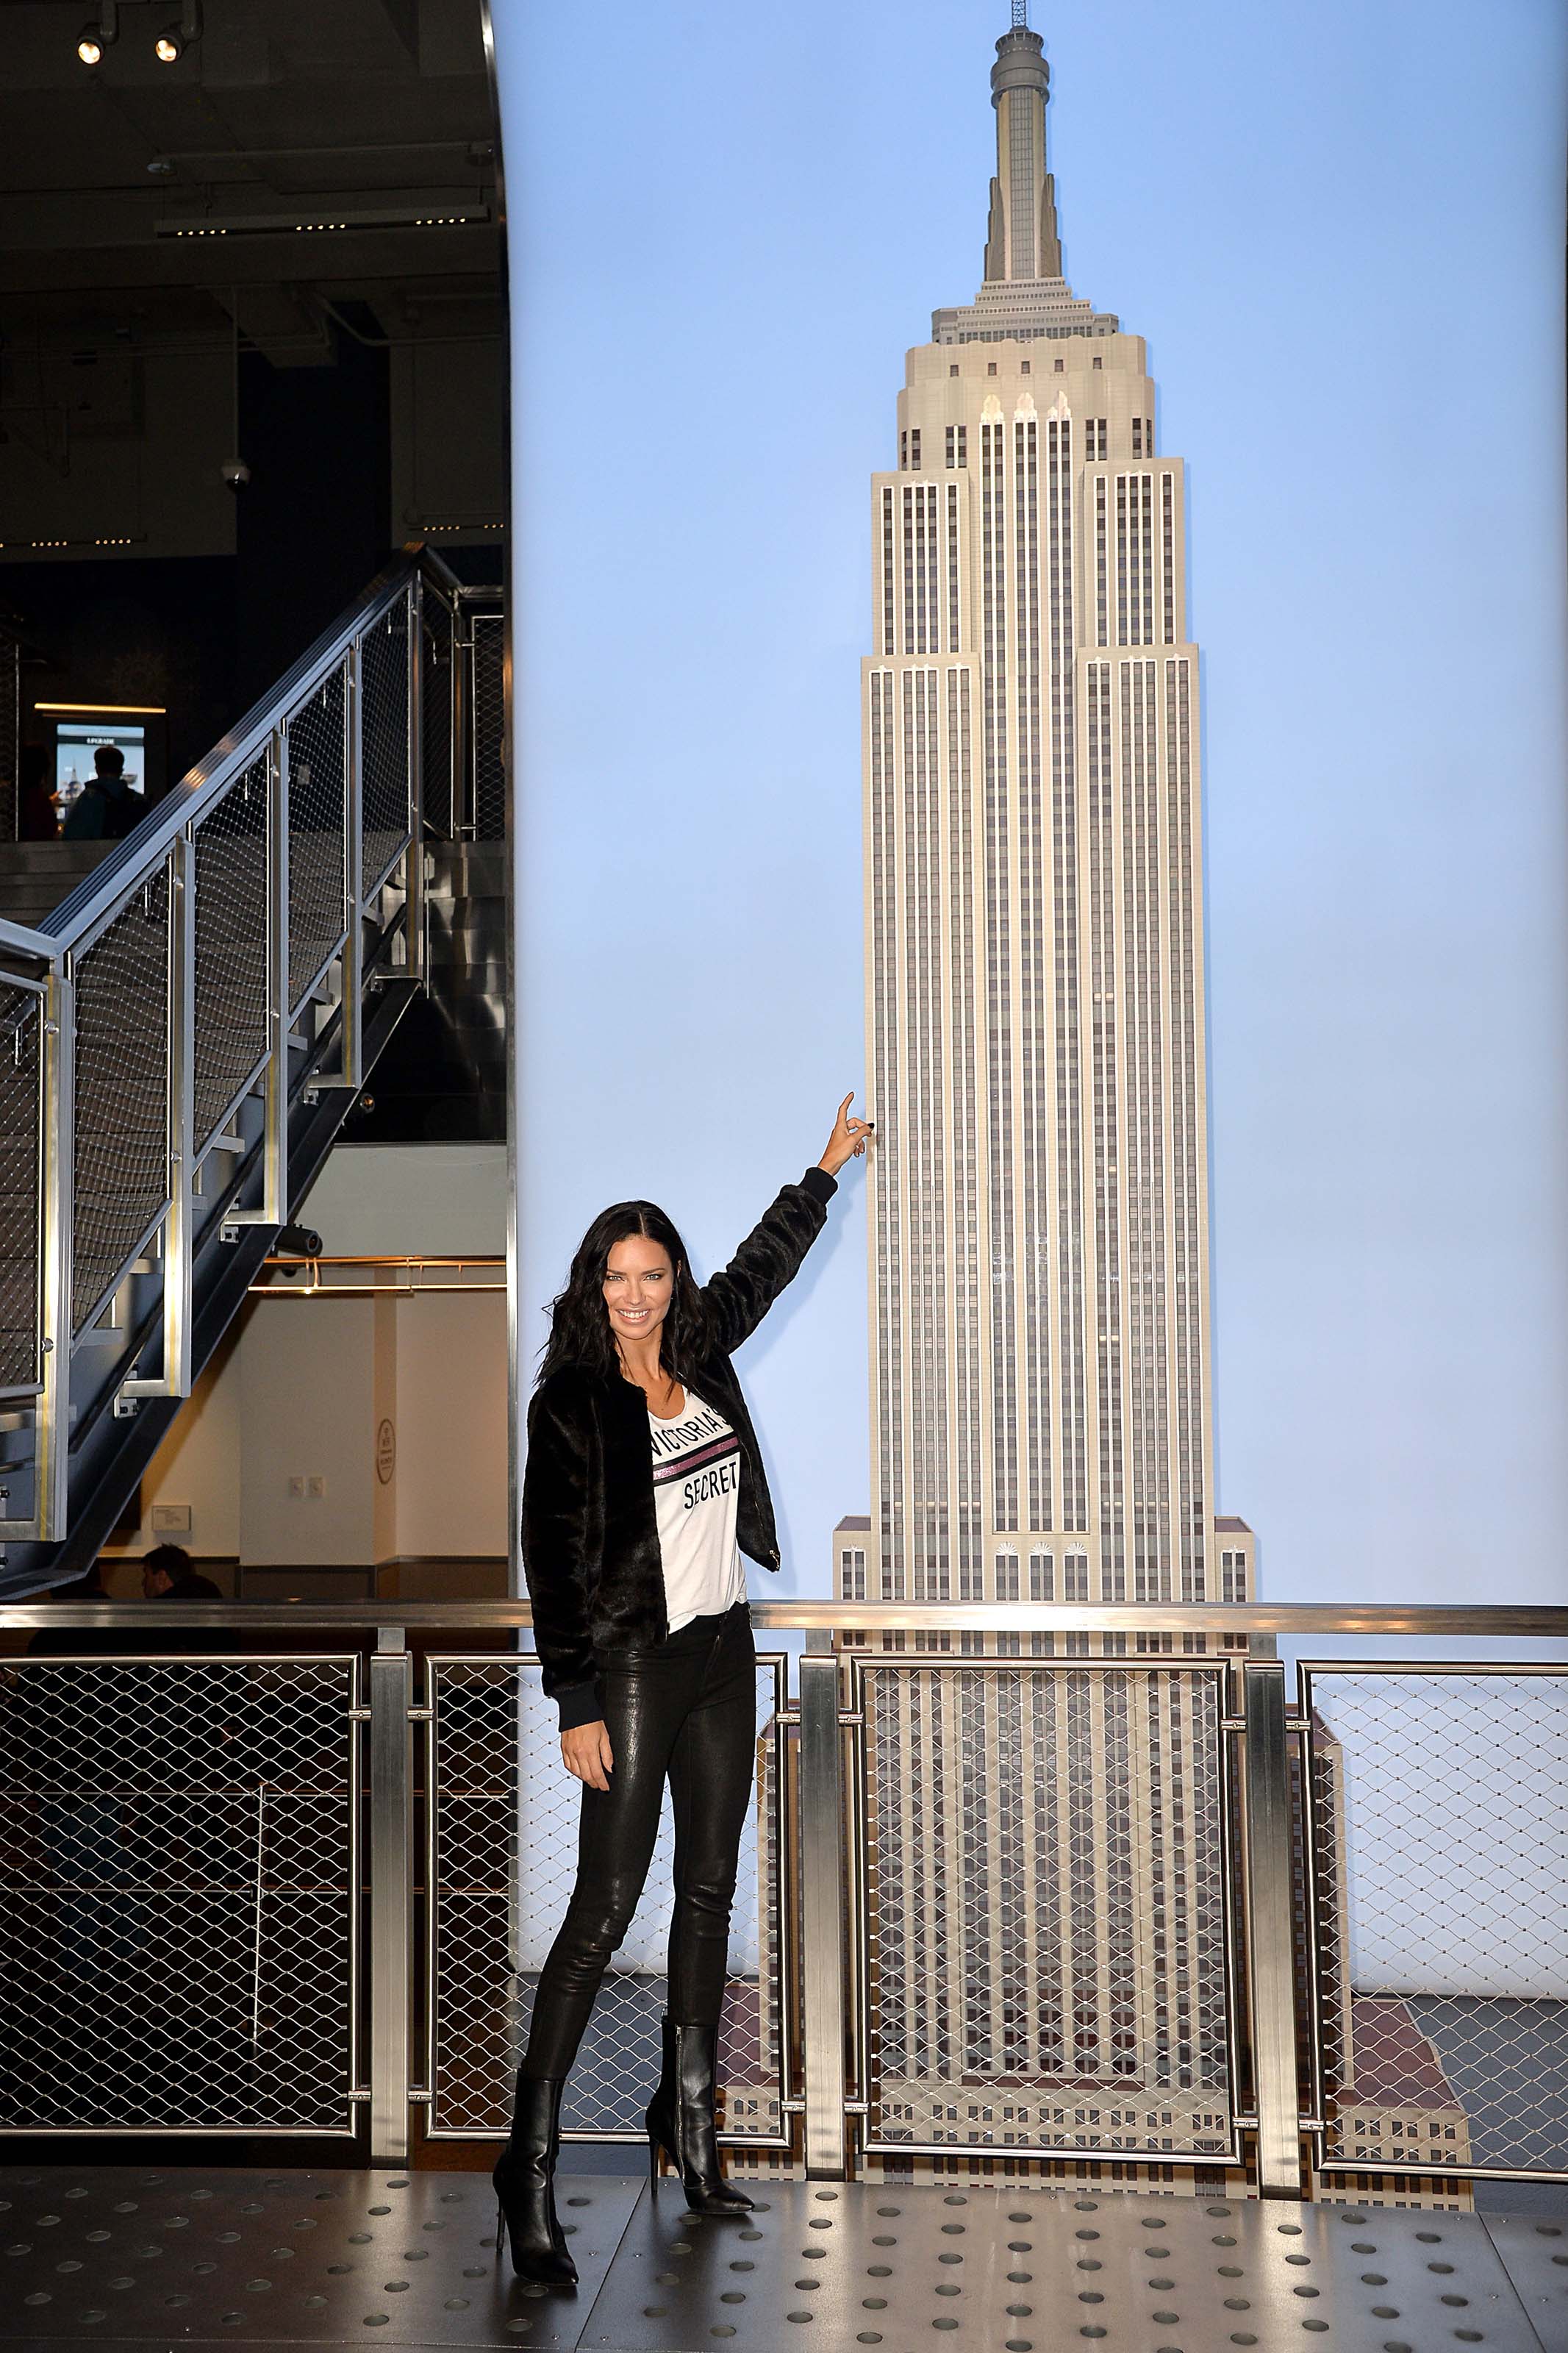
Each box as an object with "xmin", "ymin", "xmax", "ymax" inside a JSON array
[{"xmin": 834, "ymin": 13, "xmax": 1253, "ymax": 1619}]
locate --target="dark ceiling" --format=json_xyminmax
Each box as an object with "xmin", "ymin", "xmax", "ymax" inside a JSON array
[{"xmin": 0, "ymin": 0, "xmax": 501, "ymax": 346}]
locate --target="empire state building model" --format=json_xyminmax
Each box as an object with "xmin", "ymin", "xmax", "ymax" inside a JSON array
[{"xmin": 834, "ymin": 8, "xmax": 1254, "ymax": 1627}]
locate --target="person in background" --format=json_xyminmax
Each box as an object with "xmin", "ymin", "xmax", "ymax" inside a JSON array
[
  {"xmin": 140, "ymin": 1543, "xmax": 221, "ymax": 1604},
  {"xmin": 62, "ymin": 744, "xmax": 138, "ymax": 842},
  {"xmin": 17, "ymin": 743, "xmax": 58, "ymax": 840}
]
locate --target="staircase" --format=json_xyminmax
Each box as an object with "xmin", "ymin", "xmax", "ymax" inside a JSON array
[
  {"xmin": 0, "ymin": 547, "xmax": 505, "ymax": 1593},
  {"xmin": 0, "ymin": 842, "xmax": 118, "ymax": 927}
]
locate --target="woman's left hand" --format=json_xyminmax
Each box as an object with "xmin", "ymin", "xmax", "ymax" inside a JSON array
[{"xmin": 819, "ymin": 1092, "xmax": 875, "ymax": 1176}]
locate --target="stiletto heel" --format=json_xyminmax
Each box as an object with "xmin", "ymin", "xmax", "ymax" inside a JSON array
[
  {"xmin": 648, "ymin": 2131, "xmax": 660, "ymax": 2190},
  {"xmin": 493, "ymin": 2075, "xmax": 578, "ymax": 2286},
  {"xmin": 644, "ymin": 2016, "xmax": 752, "ymax": 2216}
]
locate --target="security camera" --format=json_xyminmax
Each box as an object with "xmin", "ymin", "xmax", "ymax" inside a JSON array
[{"xmin": 221, "ymin": 457, "xmax": 251, "ymax": 490}]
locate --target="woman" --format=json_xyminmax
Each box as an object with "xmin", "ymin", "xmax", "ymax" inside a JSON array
[{"xmin": 496, "ymin": 1095, "xmax": 873, "ymax": 2282}]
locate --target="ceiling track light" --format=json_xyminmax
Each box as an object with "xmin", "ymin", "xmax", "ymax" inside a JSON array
[
  {"xmin": 154, "ymin": 0, "xmax": 200, "ymax": 62},
  {"xmin": 76, "ymin": 2, "xmax": 118, "ymax": 64}
]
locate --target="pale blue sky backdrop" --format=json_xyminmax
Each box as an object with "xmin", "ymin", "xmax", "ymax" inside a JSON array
[{"xmin": 493, "ymin": 0, "xmax": 1568, "ymax": 1613}]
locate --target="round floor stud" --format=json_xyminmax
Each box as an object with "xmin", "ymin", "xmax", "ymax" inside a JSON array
[
  {"xmin": 1154, "ymin": 2315, "xmax": 1180, "ymax": 2327},
  {"xmin": 877, "ymin": 2207, "xmax": 901, "ymax": 2217},
  {"xmin": 740, "ymin": 2228, "xmax": 763, "ymax": 2241},
  {"xmin": 1303, "ymin": 2326, "xmax": 1329, "ymax": 2336},
  {"xmin": 1006, "ymin": 2305, "xmax": 1031, "ymax": 2317},
  {"xmin": 1293, "ymin": 2285, "xmax": 1320, "ymax": 2298},
  {"xmin": 943, "ymin": 2194, "xmax": 967, "ymax": 2205},
  {"xmin": 79, "ymin": 2312, "xmax": 106, "ymax": 2325},
  {"xmin": 656, "ymin": 2271, "xmax": 679, "ymax": 2285},
  {"xmin": 787, "ymin": 2309, "xmax": 813, "ymax": 2321},
  {"xmin": 712, "ymin": 2329, "xmax": 737, "ymax": 2340},
  {"xmin": 720, "ymin": 2290, "xmax": 745, "ymax": 2304},
  {"xmin": 1453, "ymin": 2335, "xmax": 1483, "ymax": 2345},
  {"xmin": 862, "ymin": 2296, "xmax": 887, "ymax": 2309},
  {"xmin": 867, "ymin": 2264, "xmax": 892, "ymax": 2277},
  {"xmin": 1371, "ymin": 2307, "xmax": 1400, "ymax": 2319},
  {"xmin": 729, "ymin": 2259, "xmax": 754, "ymax": 2271},
  {"xmin": 1417, "ymin": 2232, "xmax": 1442, "ymax": 2243},
  {"xmin": 1383, "ymin": 2342, "xmax": 1414, "ymax": 2353},
  {"xmin": 443, "ymin": 2298, "xmax": 469, "ymax": 2311},
  {"xmin": 856, "ymin": 2335, "xmax": 881, "ymax": 2345},
  {"xmin": 1007, "ymin": 2269, "xmax": 1033, "ymax": 2283},
  {"xmin": 22, "ymin": 2291, "xmax": 49, "ymax": 2306},
  {"xmin": 1361, "ymin": 2273, "xmax": 1388, "ymax": 2285},
  {"xmin": 362, "ymin": 2316, "xmax": 387, "ymax": 2328},
  {"xmin": 873, "ymin": 2235, "xmax": 896, "ymax": 2246},
  {"xmin": 643, "ymin": 2305, "xmax": 667, "ymax": 2318},
  {"xmin": 1150, "ymin": 2277, "xmax": 1176, "ymax": 2290},
  {"xmin": 816, "ymin": 2189, "xmax": 839, "ymax": 2201},
  {"xmin": 505, "ymin": 2321, "xmax": 533, "ymax": 2335},
  {"xmin": 934, "ymin": 2321, "xmax": 959, "ymax": 2332},
  {"xmin": 1005, "ymin": 2340, "xmax": 1032, "ymax": 2352},
  {"xmin": 1230, "ymin": 2339, "xmax": 1257, "ymax": 2349}
]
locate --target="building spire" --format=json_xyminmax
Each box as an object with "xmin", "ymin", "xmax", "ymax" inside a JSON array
[{"xmin": 983, "ymin": 11, "xmax": 1062, "ymax": 283}]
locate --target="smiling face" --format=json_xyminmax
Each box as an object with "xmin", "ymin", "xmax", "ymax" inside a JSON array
[{"xmin": 601, "ymin": 1232, "xmax": 676, "ymax": 1352}]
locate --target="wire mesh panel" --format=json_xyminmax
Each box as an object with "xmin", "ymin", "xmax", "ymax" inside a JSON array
[
  {"xmin": 193, "ymin": 757, "xmax": 269, "ymax": 1155},
  {"xmin": 426, "ymin": 1654, "xmax": 787, "ymax": 2143},
  {"xmin": 469, "ymin": 610, "xmax": 504, "ymax": 840},
  {"xmin": 856, "ymin": 1660, "xmax": 1236, "ymax": 2163},
  {"xmin": 420, "ymin": 588, "xmax": 455, "ymax": 838},
  {"xmin": 0, "ymin": 986, "xmax": 42, "ymax": 1391},
  {"xmin": 284, "ymin": 663, "xmax": 347, "ymax": 1012},
  {"xmin": 1306, "ymin": 1669, "xmax": 1568, "ymax": 2182},
  {"xmin": 71, "ymin": 865, "xmax": 171, "ymax": 1331},
  {"xmin": 359, "ymin": 593, "xmax": 412, "ymax": 896},
  {"xmin": 0, "ymin": 1653, "xmax": 360, "ymax": 2132}
]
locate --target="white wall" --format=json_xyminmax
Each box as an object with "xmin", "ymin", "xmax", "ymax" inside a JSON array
[
  {"xmin": 109, "ymin": 1145, "xmax": 509, "ymax": 1568},
  {"xmin": 392, "ymin": 1292, "xmax": 509, "ymax": 1558}
]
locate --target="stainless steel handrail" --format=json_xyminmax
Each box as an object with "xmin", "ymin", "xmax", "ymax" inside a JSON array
[{"xmin": 0, "ymin": 1599, "xmax": 1560, "ymax": 1635}]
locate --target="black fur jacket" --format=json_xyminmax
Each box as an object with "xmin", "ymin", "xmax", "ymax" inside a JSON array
[{"xmin": 522, "ymin": 1165, "xmax": 837, "ymax": 1727}]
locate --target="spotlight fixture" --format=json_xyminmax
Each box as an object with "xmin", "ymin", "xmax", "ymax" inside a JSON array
[
  {"xmin": 153, "ymin": 0, "xmax": 200, "ymax": 63},
  {"xmin": 76, "ymin": 1, "xmax": 116, "ymax": 61}
]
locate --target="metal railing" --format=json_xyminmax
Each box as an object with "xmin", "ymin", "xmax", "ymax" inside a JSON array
[
  {"xmin": 0, "ymin": 546, "xmax": 472, "ymax": 1549},
  {"xmin": 0, "ymin": 1597, "xmax": 1561, "ymax": 2200},
  {"xmin": 419, "ymin": 575, "xmax": 503, "ymax": 842}
]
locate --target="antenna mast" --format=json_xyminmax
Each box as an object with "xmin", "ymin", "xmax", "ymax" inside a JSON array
[{"xmin": 1011, "ymin": 0, "xmax": 1028, "ymax": 24}]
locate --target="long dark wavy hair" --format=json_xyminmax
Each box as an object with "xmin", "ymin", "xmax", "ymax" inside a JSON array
[{"xmin": 537, "ymin": 1200, "xmax": 711, "ymax": 1386}]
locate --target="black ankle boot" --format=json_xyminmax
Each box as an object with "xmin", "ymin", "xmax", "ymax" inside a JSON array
[
  {"xmin": 645, "ymin": 2017, "xmax": 753, "ymax": 2215},
  {"xmin": 493, "ymin": 2074, "xmax": 578, "ymax": 2285}
]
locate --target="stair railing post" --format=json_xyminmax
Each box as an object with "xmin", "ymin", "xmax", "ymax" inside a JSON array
[
  {"xmin": 232, "ymin": 724, "xmax": 288, "ymax": 1229},
  {"xmin": 406, "ymin": 576, "xmax": 428, "ymax": 986},
  {"xmin": 328, "ymin": 642, "xmax": 364, "ymax": 1090},
  {"xmin": 34, "ymin": 963, "xmax": 74, "ymax": 1540},
  {"xmin": 126, "ymin": 834, "xmax": 194, "ymax": 1398}
]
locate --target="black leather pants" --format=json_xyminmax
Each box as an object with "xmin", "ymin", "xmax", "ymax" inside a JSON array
[{"xmin": 520, "ymin": 1599, "xmax": 756, "ymax": 2082}]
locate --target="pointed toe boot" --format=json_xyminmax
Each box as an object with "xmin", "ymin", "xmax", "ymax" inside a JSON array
[
  {"xmin": 493, "ymin": 2074, "xmax": 579, "ymax": 2285},
  {"xmin": 645, "ymin": 2016, "xmax": 753, "ymax": 2216}
]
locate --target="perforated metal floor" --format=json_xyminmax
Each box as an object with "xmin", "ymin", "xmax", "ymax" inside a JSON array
[{"xmin": 0, "ymin": 2166, "xmax": 1561, "ymax": 2352}]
